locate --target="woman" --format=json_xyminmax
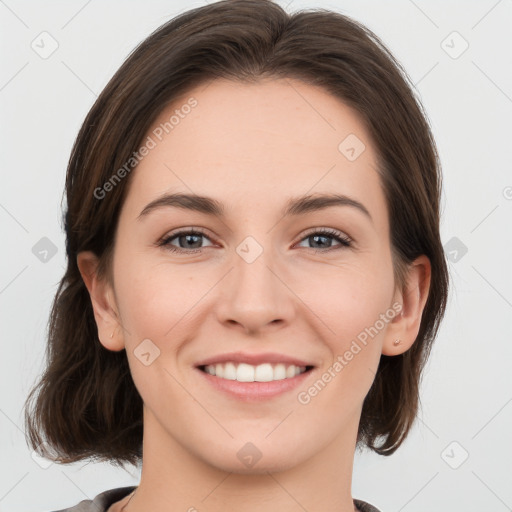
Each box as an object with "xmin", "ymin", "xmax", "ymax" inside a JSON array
[{"xmin": 23, "ymin": 1, "xmax": 449, "ymax": 511}]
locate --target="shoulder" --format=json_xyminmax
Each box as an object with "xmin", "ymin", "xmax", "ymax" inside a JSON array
[
  {"xmin": 47, "ymin": 486, "xmax": 137, "ymax": 512},
  {"xmin": 354, "ymin": 498, "xmax": 383, "ymax": 512},
  {"xmin": 47, "ymin": 488, "xmax": 378, "ymax": 512}
]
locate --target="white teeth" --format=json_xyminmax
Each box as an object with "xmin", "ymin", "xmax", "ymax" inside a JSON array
[
  {"xmin": 223, "ymin": 362, "xmax": 237, "ymax": 380},
  {"xmin": 237, "ymin": 363, "xmax": 255, "ymax": 382},
  {"xmin": 203, "ymin": 362, "xmax": 308, "ymax": 382},
  {"xmin": 254, "ymin": 363, "xmax": 273, "ymax": 382},
  {"xmin": 273, "ymin": 363, "xmax": 286, "ymax": 380}
]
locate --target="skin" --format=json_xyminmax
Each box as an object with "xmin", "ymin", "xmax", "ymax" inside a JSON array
[{"xmin": 78, "ymin": 78, "xmax": 431, "ymax": 512}]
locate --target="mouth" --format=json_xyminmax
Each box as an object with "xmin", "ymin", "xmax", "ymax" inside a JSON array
[
  {"xmin": 194, "ymin": 355, "xmax": 316, "ymax": 401},
  {"xmin": 198, "ymin": 362, "xmax": 315, "ymax": 382}
]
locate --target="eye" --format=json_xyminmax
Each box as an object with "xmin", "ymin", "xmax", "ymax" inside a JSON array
[
  {"xmin": 158, "ymin": 228, "xmax": 214, "ymax": 253},
  {"xmin": 295, "ymin": 228, "xmax": 352, "ymax": 251},
  {"xmin": 157, "ymin": 227, "xmax": 352, "ymax": 254}
]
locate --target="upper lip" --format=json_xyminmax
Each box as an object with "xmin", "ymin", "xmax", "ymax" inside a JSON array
[{"xmin": 195, "ymin": 352, "xmax": 315, "ymax": 368}]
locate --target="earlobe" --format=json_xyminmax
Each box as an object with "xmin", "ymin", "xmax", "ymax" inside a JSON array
[
  {"xmin": 76, "ymin": 251, "xmax": 125, "ymax": 352},
  {"xmin": 382, "ymin": 255, "xmax": 431, "ymax": 356}
]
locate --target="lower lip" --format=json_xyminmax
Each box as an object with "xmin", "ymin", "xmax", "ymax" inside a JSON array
[{"xmin": 195, "ymin": 367, "xmax": 314, "ymax": 401}]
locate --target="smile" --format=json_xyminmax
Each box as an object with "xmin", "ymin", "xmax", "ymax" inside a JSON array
[
  {"xmin": 196, "ymin": 363, "xmax": 315, "ymax": 401},
  {"xmin": 200, "ymin": 362, "xmax": 312, "ymax": 382}
]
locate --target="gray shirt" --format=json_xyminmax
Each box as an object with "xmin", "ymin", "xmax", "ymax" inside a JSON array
[{"xmin": 50, "ymin": 486, "xmax": 382, "ymax": 512}]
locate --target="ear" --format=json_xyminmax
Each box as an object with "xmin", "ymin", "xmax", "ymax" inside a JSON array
[
  {"xmin": 77, "ymin": 251, "xmax": 125, "ymax": 352},
  {"xmin": 382, "ymin": 255, "xmax": 431, "ymax": 356}
]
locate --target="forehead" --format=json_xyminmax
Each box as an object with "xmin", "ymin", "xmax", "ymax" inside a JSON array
[{"xmin": 122, "ymin": 78, "xmax": 386, "ymax": 226}]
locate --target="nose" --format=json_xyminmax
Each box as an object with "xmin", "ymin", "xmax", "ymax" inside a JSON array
[{"xmin": 215, "ymin": 239, "xmax": 294, "ymax": 335}]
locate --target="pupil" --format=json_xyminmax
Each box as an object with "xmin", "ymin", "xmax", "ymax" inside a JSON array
[
  {"xmin": 183, "ymin": 234, "xmax": 201, "ymax": 248},
  {"xmin": 312, "ymin": 235, "xmax": 329, "ymax": 248}
]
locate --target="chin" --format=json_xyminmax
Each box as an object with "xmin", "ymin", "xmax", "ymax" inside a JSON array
[{"xmin": 197, "ymin": 437, "xmax": 313, "ymax": 475}]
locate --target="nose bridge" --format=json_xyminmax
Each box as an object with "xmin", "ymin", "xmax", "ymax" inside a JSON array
[{"xmin": 216, "ymin": 232, "xmax": 292, "ymax": 332}]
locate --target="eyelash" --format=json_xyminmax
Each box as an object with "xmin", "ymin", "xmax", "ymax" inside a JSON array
[{"xmin": 157, "ymin": 227, "xmax": 353, "ymax": 254}]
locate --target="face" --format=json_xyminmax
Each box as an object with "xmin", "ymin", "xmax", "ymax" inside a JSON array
[{"xmin": 85, "ymin": 78, "xmax": 412, "ymax": 474}]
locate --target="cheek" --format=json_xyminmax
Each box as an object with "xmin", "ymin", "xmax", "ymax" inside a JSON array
[
  {"xmin": 115, "ymin": 261, "xmax": 202, "ymax": 340},
  {"xmin": 295, "ymin": 256, "xmax": 394, "ymax": 346},
  {"xmin": 297, "ymin": 264, "xmax": 393, "ymax": 414},
  {"xmin": 112, "ymin": 236, "xmax": 183, "ymax": 335}
]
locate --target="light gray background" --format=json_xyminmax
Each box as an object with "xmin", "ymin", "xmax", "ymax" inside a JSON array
[{"xmin": 1, "ymin": 1, "xmax": 511, "ymax": 511}]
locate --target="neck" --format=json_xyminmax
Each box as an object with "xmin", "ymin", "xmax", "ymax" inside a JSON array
[{"xmin": 121, "ymin": 407, "xmax": 360, "ymax": 512}]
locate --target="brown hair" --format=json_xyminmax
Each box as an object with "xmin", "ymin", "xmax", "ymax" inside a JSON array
[{"xmin": 23, "ymin": 0, "xmax": 449, "ymax": 467}]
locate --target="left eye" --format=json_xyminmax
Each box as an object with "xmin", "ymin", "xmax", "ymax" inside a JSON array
[
  {"xmin": 159, "ymin": 229, "xmax": 213, "ymax": 253},
  {"xmin": 158, "ymin": 228, "xmax": 352, "ymax": 253}
]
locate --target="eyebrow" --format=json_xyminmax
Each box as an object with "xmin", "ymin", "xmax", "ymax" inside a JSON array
[{"xmin": 137, "ymin": 192, "xmax": 373, "ymax": 223}]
